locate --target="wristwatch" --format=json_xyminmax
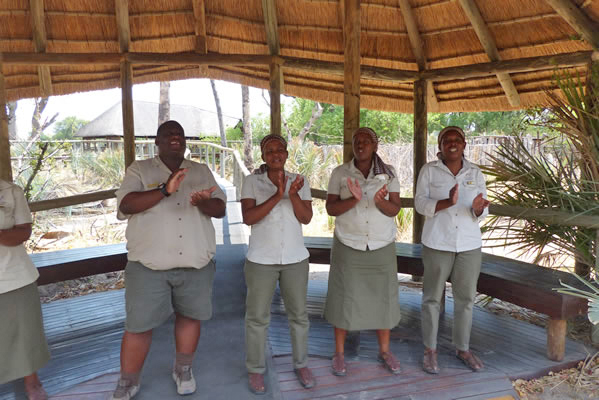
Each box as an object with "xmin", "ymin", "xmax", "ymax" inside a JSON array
[{"xmin": 158, "ymin": 183, "xmax": 170, "ymax": 197}]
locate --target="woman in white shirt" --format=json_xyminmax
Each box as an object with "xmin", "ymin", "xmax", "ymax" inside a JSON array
[
  {"xmin": 324, "ymin": 127, "xmax": 402, "ymax": 377},
  {"xmin": 241, "ymin": 135, "xmax": 314, "ymax": 394},
  {"xmin": 0, "ymin": 180, "xmax": 50, "ymax": 400},
  {"xmin": 414, "ymin": 126, "xmax": 489, "ymax": 374}
]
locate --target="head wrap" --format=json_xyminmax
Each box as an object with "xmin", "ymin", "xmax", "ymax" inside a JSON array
[
  {"xmin": 254, "ymin": 134, "xmax": 288, "ymax": 175},
  {"xmin": 437, "ymin": 126, "xmax": 466, "ymax": 160},
  {"xmin": 437, "ymin": 126, "xmax": 465, "ymax": 146},
  {"xmin": 352, "ymin": 127, "xmax": 395, "ymax": 178}
]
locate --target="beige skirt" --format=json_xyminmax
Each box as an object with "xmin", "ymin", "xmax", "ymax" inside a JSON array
[
  {"xmin": 0, "ymin": 282, "xmax": 50, "ymax": 384},
  {"xmin": 324, "ymin": 236, "xmax": 401, "ymax": 331}
]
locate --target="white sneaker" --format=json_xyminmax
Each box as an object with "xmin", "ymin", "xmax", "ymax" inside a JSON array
[
  {"xmin": 108, "ymin": 378, "xmax": 140, "ymax": 400},
  {"xmin": 172, "ymin": 365, "xmax": 196, "ymax": 395}
]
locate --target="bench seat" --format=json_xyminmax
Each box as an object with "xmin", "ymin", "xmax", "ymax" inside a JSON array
[{"xmin": 304, "ymin": 236, "xmax": 589, "ymax": 361}]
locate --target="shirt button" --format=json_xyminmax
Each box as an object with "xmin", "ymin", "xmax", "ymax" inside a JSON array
[
  {"xmin": 179, "ymin": 218, "xmax": 182, "ymax": 221},
  {"xmin": 177, "ymin": 202, "xmax": 181, "ymax": 205},
  {"xmin": 179, "ymin": 235, "xmax": 182, "ymax": 238},
  {"xmin": 179, "ymin": 252, "xmax": 183, "ymax": 255}
]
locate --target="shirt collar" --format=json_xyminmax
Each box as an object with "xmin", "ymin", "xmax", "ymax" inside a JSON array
[
  {"xmin": 432, "ymin": 158, "xmax": 473, "ymax": 176},
  {"xmin": 348, "ymin": 160, "xmax": 374, "ymax": 179},
  {"xmin": 153, "ymin": 156, "xmax": 191, "ymax": 173}
]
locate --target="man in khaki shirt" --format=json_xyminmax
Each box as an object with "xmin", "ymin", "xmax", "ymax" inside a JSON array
[{"xmin": 110, "ymin": 120, "xmax": 226, "ymax": 400}]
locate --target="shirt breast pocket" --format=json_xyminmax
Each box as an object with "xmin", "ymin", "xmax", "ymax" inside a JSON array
[
  {"xmin": 339, "ymin": 182, "xmax": 353, "ymax": 201},
  {"xmin": 429, "ymin": 182, "xmax": 447, "ymax": 200}
]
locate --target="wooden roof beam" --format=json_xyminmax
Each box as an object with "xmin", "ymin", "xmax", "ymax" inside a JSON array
[
  {"xmin": 343, "ymin": 0, "xmax": 360, "ymax": 162},
  {"xmin": 29, "ymin": 0, "xmax": 52, "ymax": 96},
  {"xmin": 191, "ymin": 0, "xmax": 208, "ymax": 76},
  {"xmin": 545, "ymin": 0, "xmax": 599, "ymax": 50},
  {"xmin": 262, "ymin": 0, "xmax": 283, "ymax": 135},
  {"xmin": 115, "ymin": 0, "xmax": 131, "ymax": 52},
  {"xmin": 399, "ymin": 0, "xmax": 439, "ymax": 112},
  {"xmin": 0, "ymin": 50, "xmax": 591, "ymax": 80},
  {"xmin": 459, "ymin": 0, "xmax": 521, "ymax": 107}
]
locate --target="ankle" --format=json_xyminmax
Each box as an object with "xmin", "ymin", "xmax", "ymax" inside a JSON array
[
  {"xmin": 175, "ymin": 352, "xmax": 194, "ymax": 371},
  {"xmin": 120, "ymin": 371, "xmax": 141, "ymax": 386}
]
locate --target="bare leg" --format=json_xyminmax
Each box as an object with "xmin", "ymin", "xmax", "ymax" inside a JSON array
[
  {"xmin": 334, "ymin": 327, "xmax": 347, "ymax": 354},
  {"xmin": 121, "ymin": 330, "xmax": 153, "ymax": 375},
  {"xmin": 174, "ymin": 313, "xmax": 202, "ymax": 354},
  {"xmin": 376, "ymin": 329, "xmax": 390, "ymax": 354}
]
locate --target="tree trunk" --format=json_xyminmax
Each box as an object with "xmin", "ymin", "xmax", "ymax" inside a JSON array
[
  {"xmin": 210, "ymin": 80, "xmax": 227, "ymax": 147},
  {"xmin": 158, "ymin": 81, "xmax": 171, "ymax": 125},
  {"xmin": 241, "ymin": 85, "xmax": 253, "ymax": 170},
  {"xmin": 7, "ymin": 101, "xmax": 17, "ymax": 140},
  {"xmin": 298, "ymin": 102, "xmax": 324, "ymax": 141},
  {"xmin": 30, "ymin": 98, "xmax": 57, "ymax": 141}
]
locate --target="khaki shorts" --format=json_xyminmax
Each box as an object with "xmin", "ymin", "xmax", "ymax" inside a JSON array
[{"xmin": 124, "ymin": 260, "xmax": 216, "ymax": 333}]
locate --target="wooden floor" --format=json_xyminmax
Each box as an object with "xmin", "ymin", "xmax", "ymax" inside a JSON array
[
  {"xmin": 1, "ymin": 279, "xmax": 588, "ymax": 400},
  {"xmin": 268, "ymin": 280, "xmax": 589, "ymax": 400}
]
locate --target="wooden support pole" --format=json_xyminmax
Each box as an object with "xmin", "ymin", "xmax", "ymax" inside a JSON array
[
  {"xmin": 343, "ymin": 0, "xmax": 360, "ymax": 163},
  {"xmin": 120, "ymin": 61, "xmax": 135, "ymax": 167},
  {"xmin": 269, "ymin": 62, "xmax": 282, "ymax": 136},
  {"xmin": 0, "ymin": 65, "xmax": 11, "ymax": 182},
  {"xmin": 413, "ymin": 80, "xmax": 427, "ymax": 244},
  {"xmin": 547, "ymin": 318, "xmax": 567, "ymax": 361}
]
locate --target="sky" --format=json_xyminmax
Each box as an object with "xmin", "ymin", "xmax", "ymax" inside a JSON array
[{"xmin": 14, "ymin": 79, "xmax": 292, "ymax": 138}]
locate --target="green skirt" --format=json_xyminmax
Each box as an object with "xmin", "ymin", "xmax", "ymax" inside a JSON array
[
  {"xmin": 324, "ymin": 236, "xmax": 401, "ymax": 331},
  {"xmin": 0, "ymin": 282, "xmax": 50, "ymax": 384}
]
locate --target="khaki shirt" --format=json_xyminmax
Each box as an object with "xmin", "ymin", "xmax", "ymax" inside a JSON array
[
  {"xmin": 241, "ymin": 171, "xmax": 312, "ymax": 265},
  {"xmin": 327, "ymin": 161, "xmax": 400, "ymax": 251},
  {"xmin": 0, "ymin": 180, "xmax": 38, "ymax": 294},
  {"xmin": 414, "ymin": 159, "xmax": 488, "ymax": 252},
  {"xmin": 116, "ymin": 157, "xmax": 226, "ymax": 271}
]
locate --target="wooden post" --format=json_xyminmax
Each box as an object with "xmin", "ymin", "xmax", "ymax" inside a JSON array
[
  {"xmin": 343, "ymin": 0, "xmax": 360, "ymax": 163},
  {"xmin": 547, "ymin": 319, "xmax": 566, "ymax": 361},
  {"xmin": 0, "ymin": 65, "xmax": 11, "ymax": 182},
  {"xmin": 120, "ymin": 61, "xmax": 135, "ymax": 167},
  {"xmin": 269, "ymin": 62, "xmax": 282, "ymax": 136},
  {"xmin": 413, "ymin": 79, "xmax": 427, "ymax": 244}
]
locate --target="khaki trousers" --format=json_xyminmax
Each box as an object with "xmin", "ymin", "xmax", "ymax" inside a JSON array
[
  {"xmin": 244, "ymin": 258, "xmax": 309, "ymax": 374},
  {"xmin": 421, "ymin": 246, "xmax": 481, "ymax": 351}
]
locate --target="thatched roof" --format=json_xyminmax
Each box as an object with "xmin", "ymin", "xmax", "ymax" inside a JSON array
[
  {"xmin": 75, "ymin": 101, "xmax": 240, "ymax": 138},
  {"xmin": 1, "ymin": 0, "xmax": 598, "ymax": 112}
]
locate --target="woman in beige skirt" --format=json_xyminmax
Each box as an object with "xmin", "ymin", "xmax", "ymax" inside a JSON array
[
  {"xmin": 0, "ymin": 180, "xmax": 50, "ymax": 400},
  {"xmin": 324, "ymin": 127, "xmax": 402, "ymax": 376}
]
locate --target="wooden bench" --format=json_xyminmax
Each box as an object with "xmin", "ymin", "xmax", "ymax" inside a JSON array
[
  {"xmin": 31, "ymin": 237, "xmax": 588, "ymax": 361},
  {"xmin": 32, "ymin": 243, "xmax": 128, "ymax": 286},
  {"xmin": 304, "ymin": 236, "xmax": 588, "ymax": 362}
]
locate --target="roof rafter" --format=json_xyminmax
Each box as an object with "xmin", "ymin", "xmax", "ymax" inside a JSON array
[
  {"xmin": 545, "ymin": 0, "xmax": 599, "ymax": 50},
  {"xmin": 29, "ymin": 0, "xmax": 52, "ymax": 96},
  {"xmin": 458, "ymin": 0, "xmax": 521, "ymax": 107},
  {"xmin": 398, "ymin": 0, "xmax": 439, "ymax": 112},
  {"xmin": 115, "ymin": 0, "xmax": 131, "ymax": 52},
  {"xmin": 192, "ymin": 0, "xmax": 208, "ymax": 76},
  {"xmin": 262, "ymin": 0, "xmax": 283, "ymax": 135}
]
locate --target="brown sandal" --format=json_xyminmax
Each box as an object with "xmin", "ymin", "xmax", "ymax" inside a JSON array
[
  {"xmin": 248, "ymin": 372, "xmax": 266, "ymax": 395},
  {"xmin": 331, "ymin": 352, "xmax": 347, "ymax": 376},
  {"xmin": 377, "ymin": 352, "xmax": 401, "ymax": 375},
  {"xmin": 423, "ymin": 348, "xmax": 440, "ymax": 374},
  {"xmin": 456, "ymin": 350, "xmax": 484, "ymax": 372}
]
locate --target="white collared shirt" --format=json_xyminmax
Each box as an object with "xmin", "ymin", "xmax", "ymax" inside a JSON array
[
  {"xmin": 0, "ymin": 180, "xmax": 38, "ymax": 294},
  {"xmin": 241, "ymin": 171, "xmax": 312, "ymax": 265},
  {"xmin": 328, "ymin": 161, "xmax": 400, "ymax": 251},
  {"xmin": 116, "ymin": 157, "xmax": 226, "ymax": 271},
  {"xmin": 415, "ymin": 158, "xmax": 488, "ymax": 252}
]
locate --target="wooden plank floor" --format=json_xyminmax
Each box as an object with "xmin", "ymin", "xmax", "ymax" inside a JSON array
[
  {"xmin": 1, "ymin": 278, "xmax": 586, "ymax": 399},
  {"xmin": 0, "ymin": 290, "xmax": 124, "ymax": 400},
  {"xmin": 268, "ymin": 280, "xmax": 589, "ymax": 400}
]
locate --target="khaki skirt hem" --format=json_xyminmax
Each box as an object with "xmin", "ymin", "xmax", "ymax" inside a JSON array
[
  {"xmin": 0, "ymin": 282, "xmax": 50, "ymax": 384},
  {"xmin": 324, "ymin": 236, "xmax": 401, "ymax": 331}
]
